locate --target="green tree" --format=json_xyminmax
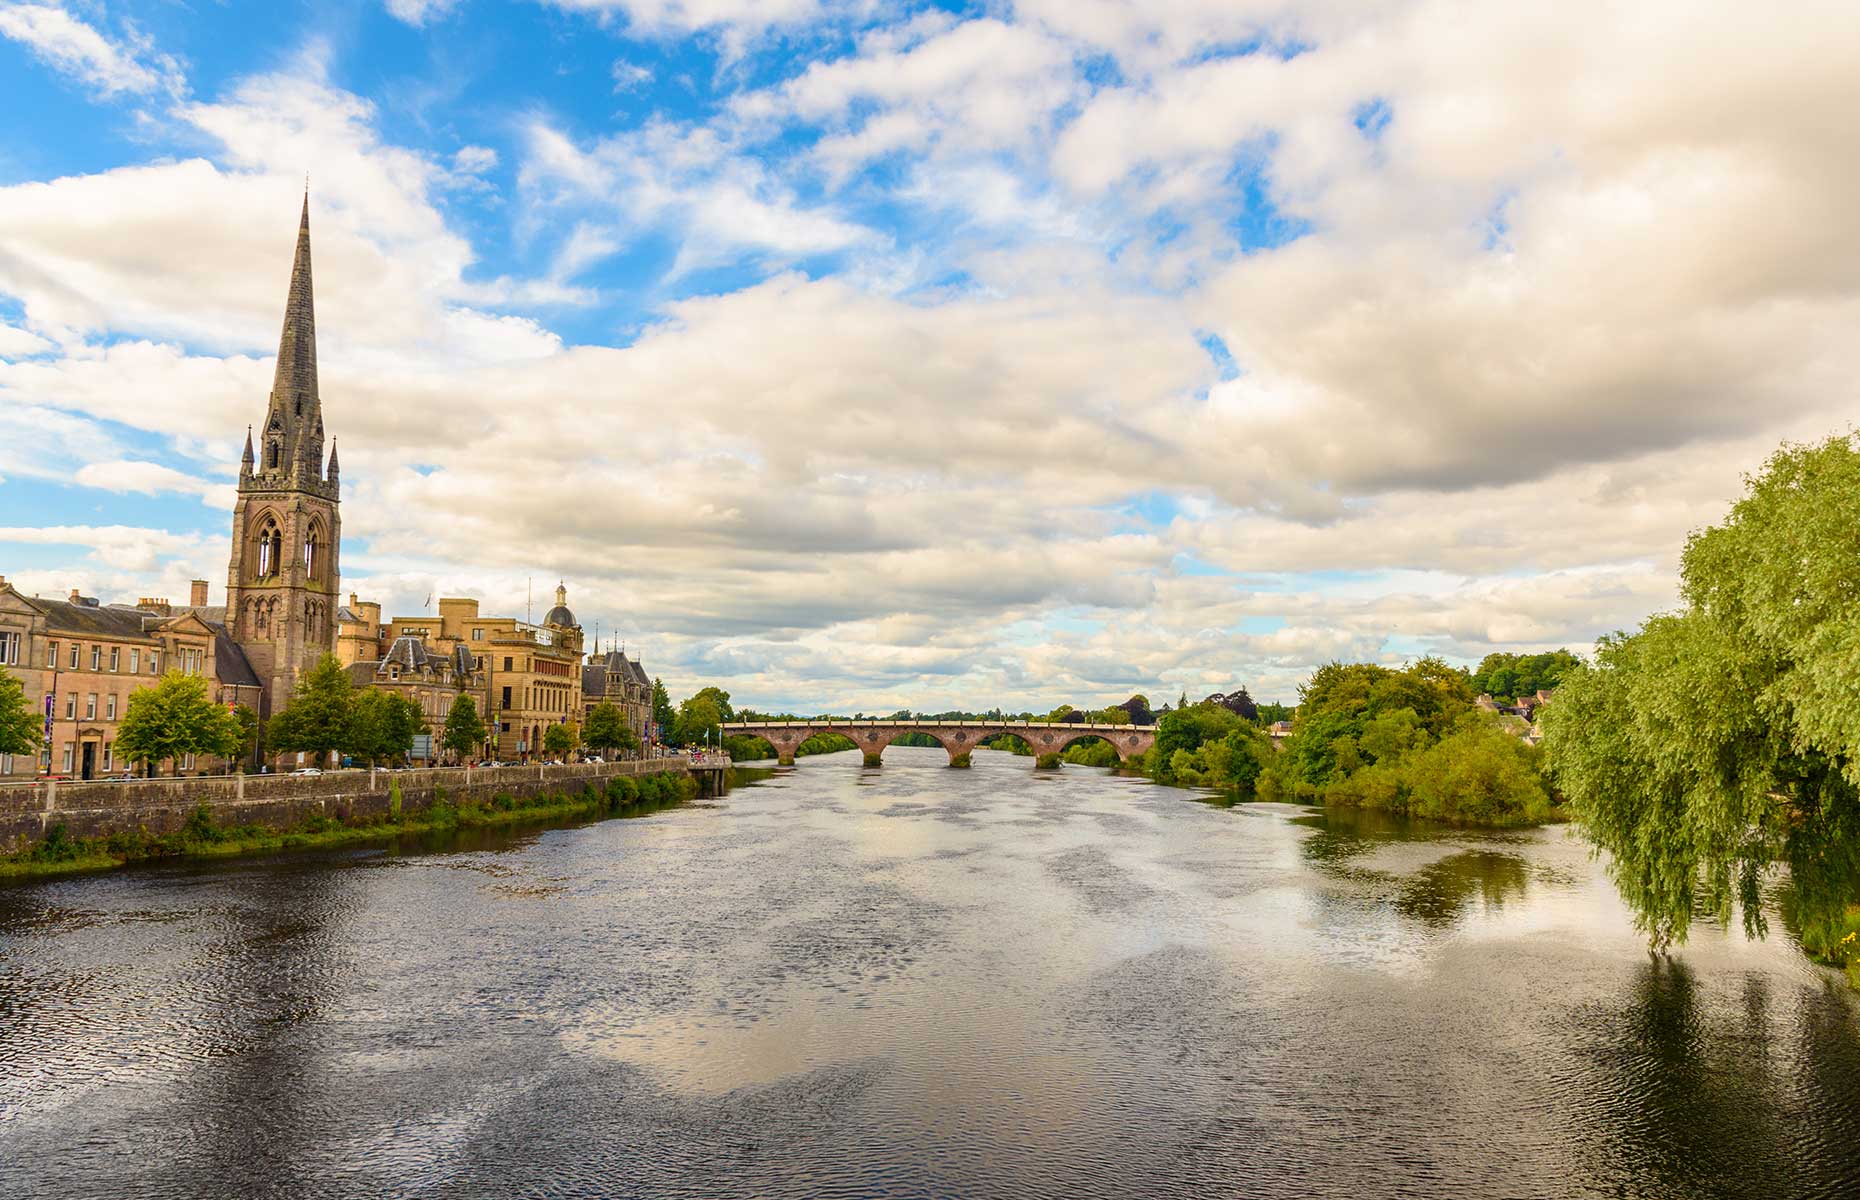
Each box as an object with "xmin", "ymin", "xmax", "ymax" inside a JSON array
[
  {"xmin": 440, "ymin": 693, "xmax": 487, "ymax": 762},
  {"xmin": 689, "ymin": 686, "xmax": 734, "ymax": 722},
  {"xmin": 542, "ymin": 722, "xmax": 579, "ymax": 756},
  {"xmin": 583, "ymin": 700, "xmax": 640, "ymax": 757},
  {"xmin": 651, "ymin": 677, "xmax": 675, "ymax": 741},
  {"xmin": 231, "ymin": 704, "xmax": 261, "ymax": 770},
  {"xmin": 115, "ymin": 672, "xmax": 241, "ymax": 776},
  {"xmin": 672, "ymin": 694, "xmax": 724, "ymax": 748},
  {"xmin": 1545, "ymin": 435, "xmax": 1860, "ymax": 954},
  {"xmin": 0, "ymin": 668, "xmax": 40, "ymax": 758},
  {"xmin": 1471, "ymin": 650, "xmax": 1583, "ymax": 701},
  {"xmin": 348, "ymin": 690, "xmax": 426, "ymax": 765},
  {"xmin": 266, "ymin": 654, "xmax": 356, "ymax": 764}
]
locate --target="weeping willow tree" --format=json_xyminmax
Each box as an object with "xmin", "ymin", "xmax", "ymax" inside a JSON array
[{"xmin": 1544, "ymin": 435, "xmax": 1860, "ymax": 956}]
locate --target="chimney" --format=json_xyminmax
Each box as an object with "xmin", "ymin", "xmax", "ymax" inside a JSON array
[
  {"xmin": 69, "ymin": 588, "xmax": 80, "ymax": 603},
  {"xmin": 137, "ymin": 598, "xmax": 172, "ymax": 615},
  {"xmin": 190, "ymin": 579, "xmax": 209, "ymax": 607}
]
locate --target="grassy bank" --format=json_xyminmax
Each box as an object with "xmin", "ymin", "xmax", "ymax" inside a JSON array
[{"xmin": 0, "ymin": 771, "xmax": 700, "ymax": 882}]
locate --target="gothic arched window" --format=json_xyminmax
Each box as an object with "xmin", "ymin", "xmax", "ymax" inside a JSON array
[{"xmin": 266, "ymin": 441, "xmax": 280, "ymax": 470}]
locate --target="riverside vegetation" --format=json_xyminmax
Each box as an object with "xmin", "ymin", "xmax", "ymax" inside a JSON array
[
  {"xmin": 0, "ymin": 769, "xmax": 700, "ymax": 880},
  {"xmin": 1543, "ymin": 433, "xmax": 1860, "ymax": 988}
]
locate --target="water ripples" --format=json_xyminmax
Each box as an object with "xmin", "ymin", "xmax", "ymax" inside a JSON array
[{"xmin": 2, "ymin": 745, "xmax": 1857, "ymax": 1198}]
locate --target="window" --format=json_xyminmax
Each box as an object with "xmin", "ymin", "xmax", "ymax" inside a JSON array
[
  {"xmin": 90, "ymin": 646, "xmax": 101, "ymax": 670},
  {"xmin": 85, "ymin": 694, "xmax": 96, "ymax": 719},
  {"xmin": 69, "ymin": 643, "xmax": 79, "ymax": 670},
  {"xmin": 65, "ymin": 693, "xmax": 75, "ymax": 719},
  {"xmin": 0, "ymin": 631, "xmax": 19, "ymax": 665},
  {"xmin": 149, "ymin": 651, "xmax": 159, "ymax": 675},
  {"xmin": 471, "ymin": 628, "xmax": 483, "ymax": 641},
  {"xmin": 109, "ymin": 647, "xmax": 120, "ymax": 672},
  {"xmin": 503, "ymin": 657, "xmax": 512, "ymax": 671},
  {"xmin": 1, "ymin": 753, "xmax": 12, "ymax": 775},
  {"xmin": 501, "ymin": 686, "xmax": 511, "ymax": 710},
  {"xmin": 102, "ymin": 745, "xmax": 112, "ymax": 770},
  {"xmin": 61, "ymin": 744, "xmax": 73, "ymax": 772},
  {"xmin": 46, "ymin": 641, "xmax": 57, "ymax": 668},
  {"xmin": 105, "ymin": 694, "xmax": 117, "ymax": 721},
  {"xmin": 130, "ymin": 648, "xmax": 139, "ymax": 673},
  {"xmin": 182, "ymin": 753, "xmax": 195, "ymax": 770}
]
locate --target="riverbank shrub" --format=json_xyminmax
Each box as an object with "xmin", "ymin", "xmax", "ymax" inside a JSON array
[
  {"xmin": 1145, "ymin": 705, "xmax": 1274, "ymax": 792},
  {"xmin": 1062, "ymin": 739, "xmax": 1122, "ymax": 767},
  {"xmin": 797, "ymin": 732, "xmax": 858, "ymax": 756},
  {"xmin": 1258, "ymin": 658, "xmax": 1535, "ymax": 821}
]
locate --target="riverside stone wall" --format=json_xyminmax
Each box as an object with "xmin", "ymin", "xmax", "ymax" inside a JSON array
[{"xmin": 0, "ymin": 758, "xmax": 719, "ymax": 854}]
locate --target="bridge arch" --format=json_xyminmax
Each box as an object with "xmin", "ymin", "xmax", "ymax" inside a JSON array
[{"xmin": 724, "ymin": 720, "xmax": 1156, "ymax": 770}]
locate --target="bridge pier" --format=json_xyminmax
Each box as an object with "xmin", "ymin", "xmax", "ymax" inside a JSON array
[{"xmin": 718, "ymin": 719, "xmax": 1159, "ymax": 772}]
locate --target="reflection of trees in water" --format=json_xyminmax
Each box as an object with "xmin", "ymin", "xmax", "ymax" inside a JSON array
[
  {"xmin": 1393, "ymin": 851, "xmax": 1530, "ymax": 926},
  {"xmin": 1292, "ymin": 808, "xmax": 1534, "ymax": 927},
  {"xmin": 1566, "ymin": 956, "xmax": 1860, "ymax": 1197}
]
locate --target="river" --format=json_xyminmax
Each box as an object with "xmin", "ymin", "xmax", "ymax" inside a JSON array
[{"xmin": 2, "ymin": 746, "xmax": 1856, "ymax": 1198}]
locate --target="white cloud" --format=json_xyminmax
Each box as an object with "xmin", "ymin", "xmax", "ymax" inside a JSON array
[
  {"xmin": 5, "ymin": 2, "xmax": 1860, "ymax": 712},
  {"xmin": 0, "ymin": 2, "xmax": 184, "ymax": 98}
]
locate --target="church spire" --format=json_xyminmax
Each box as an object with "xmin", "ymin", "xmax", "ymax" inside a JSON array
[{"xmin": 260, "ymin": 189, "xmax": 323, "ymax": 482}]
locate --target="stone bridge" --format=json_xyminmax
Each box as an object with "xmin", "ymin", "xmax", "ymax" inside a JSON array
[{"xmin": 720, "ymin": 719, "xmax": 1157, "ymax": 768}]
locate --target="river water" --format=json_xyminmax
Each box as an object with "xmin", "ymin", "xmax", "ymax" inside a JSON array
[{"xmin": 2, "ymin": 746, "xmax": 1857, "ymax": 1199}]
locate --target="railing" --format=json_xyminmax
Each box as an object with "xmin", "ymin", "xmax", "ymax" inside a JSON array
[{"xmin": 0, "ymin": 757, "xmax": 706, "ymax": 807}]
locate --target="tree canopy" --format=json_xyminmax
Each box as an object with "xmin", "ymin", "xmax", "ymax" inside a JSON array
[
  {"xmin": 115, "ymin": 672, "xmax": 242, "ymax": 776},
  {"xmin": 583, "ymin": 700, "xmax": 640, "ymax": 756},
  {"xmin": 651, "ymin": 678, "xmax": 675, "ymax": 740},
  {"xmin": 266, "ymin": 655, "xmax": 356, "ymax": 761},
  {"xmin": 1470, "ymin": 650, "xmax": 1582, "ymax": 702},
  {"xmin": 1544, "ymin": 434, "xmax": 1860, "ymax": 952},
  {"xmin": 542, "ymin": 722, "xmax": 579, "ymax": 755},
  {"xmin": 1260, "ymin": 657, "xmax": 1549, "ymax": 825},
  {"xmin": 348, "ymin": 689, "xmax": 427, "ymax": 765},
  {"xmin": 0, "ymin": 668, "xmax": 40, "ymax": 758},
  {"xmin": 440, "ymin": 694, "xmax": 487, "ymax": 761}
]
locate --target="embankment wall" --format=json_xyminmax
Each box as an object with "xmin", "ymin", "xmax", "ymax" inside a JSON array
[{"xmin": 0, "ymin": 759, "xmax": 709, "ymax": 853}]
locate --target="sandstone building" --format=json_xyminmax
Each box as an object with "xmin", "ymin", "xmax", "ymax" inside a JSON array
[
  {"xmin": 0, "ymin": 579, "xmax": 261, "ymax": 779},
  {"xmin": 338, "ymin": 584, "xmax": 590, "ymax": 760}
]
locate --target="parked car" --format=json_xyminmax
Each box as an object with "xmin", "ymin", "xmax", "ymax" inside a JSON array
[{"xmin": 291, "ymin": 767, "xmax": 323, "ymax": 777}]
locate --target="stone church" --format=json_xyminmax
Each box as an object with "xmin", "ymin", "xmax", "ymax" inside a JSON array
[{"xmin": 224, "ymin": 193, "xmax": 343, "ymax": 711}]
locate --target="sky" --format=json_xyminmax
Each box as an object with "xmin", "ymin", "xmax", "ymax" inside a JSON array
[{"xmin": 0, "ymin": 0, "xmax": 1856, "ymax": 715}]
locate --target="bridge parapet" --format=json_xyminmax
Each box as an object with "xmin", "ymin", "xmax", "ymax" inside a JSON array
[{"xmin": 720, "ymin": 719, "xmax": 1157, "ymax": 768}]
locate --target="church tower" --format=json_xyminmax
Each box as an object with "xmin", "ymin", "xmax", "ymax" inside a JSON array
[{"xmin": 225, "ymin": 193, "xmax": 341, "ymax": 712}]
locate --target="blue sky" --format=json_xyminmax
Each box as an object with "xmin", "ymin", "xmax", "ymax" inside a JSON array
[{"xmin": 1, "ymin": 0, "xmax": 1855, "ymax": 712}]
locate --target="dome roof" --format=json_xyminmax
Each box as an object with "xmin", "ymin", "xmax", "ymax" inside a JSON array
[{"xmin": 543, "ymin": 581, "xmax": 575, "ymax": 628}]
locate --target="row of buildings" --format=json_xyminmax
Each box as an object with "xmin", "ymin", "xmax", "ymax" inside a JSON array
[{"xmin": 0, "ymin": 196, "xmax": 654, "ymax": 780}]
